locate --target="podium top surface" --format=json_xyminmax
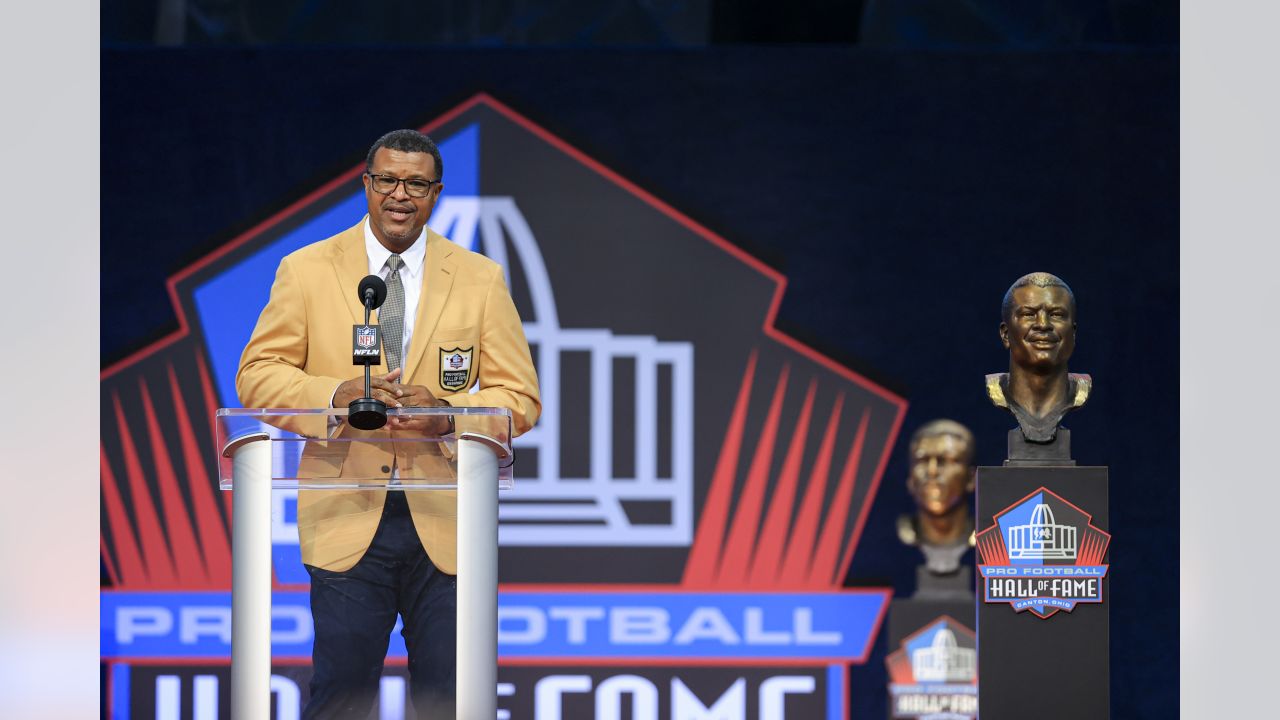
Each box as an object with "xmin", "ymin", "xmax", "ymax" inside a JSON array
[{"xmin": 216, "ymin": 407, "xmax": 513, "ymax": 490}]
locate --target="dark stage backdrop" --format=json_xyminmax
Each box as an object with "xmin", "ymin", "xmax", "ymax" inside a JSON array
[{"xmin": 101, "ymin": 46, "xmax": 1176, "ymax": 718}]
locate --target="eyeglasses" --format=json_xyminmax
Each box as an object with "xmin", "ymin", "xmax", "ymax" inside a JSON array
[{"xmin": 366, "ymin": 173, "xmax": 440, "ymax": 198}]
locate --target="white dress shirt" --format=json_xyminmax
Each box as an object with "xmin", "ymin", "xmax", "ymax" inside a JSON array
[{"xmin": 363, "ymin": 216, "xmax": 427, "ymax": 368}]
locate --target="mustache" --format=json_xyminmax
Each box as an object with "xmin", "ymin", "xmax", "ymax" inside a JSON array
[{"xmin": 382, "ymin": 201, "xmax": 415, "ymax": 212}]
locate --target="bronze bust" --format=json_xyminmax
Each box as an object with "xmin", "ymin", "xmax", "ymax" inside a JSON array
[
  {"xmin": 897, "ymin": 419, "xmax": 975, "ymax": 575},
  {"xmin": 986, "ymin": 272, "xmax": 1091, "ymax": 444}
]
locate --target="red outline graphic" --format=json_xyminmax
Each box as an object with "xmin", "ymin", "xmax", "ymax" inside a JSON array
[{"xmin": 101, "ymin": 94, "xmax": 906, "ymax": 719}]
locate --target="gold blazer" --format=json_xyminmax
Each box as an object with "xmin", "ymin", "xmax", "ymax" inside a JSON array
[{"xmin": 236, "ymin": 219, "xmax": 540, "ymax": 574}]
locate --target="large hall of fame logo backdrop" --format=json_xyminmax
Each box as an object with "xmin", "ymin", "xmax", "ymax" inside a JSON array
[{"xmin": 100, "ymin": 95, "xmax": 907, "ymax": 719}]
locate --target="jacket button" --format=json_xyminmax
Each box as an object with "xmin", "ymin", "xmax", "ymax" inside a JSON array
[{"xmin": 381, "ymin": 465, "xmax": 391, "ymax": 474}]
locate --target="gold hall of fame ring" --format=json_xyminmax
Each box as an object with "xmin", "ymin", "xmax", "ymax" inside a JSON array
[{"xmin": 438, "ymin": 346, "xmax": 475, "ymax": 391}]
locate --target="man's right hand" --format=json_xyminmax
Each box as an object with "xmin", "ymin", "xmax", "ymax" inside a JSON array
[{"xmin": 333, "ymin": 368, "xmax": 405, "ymax": 410}]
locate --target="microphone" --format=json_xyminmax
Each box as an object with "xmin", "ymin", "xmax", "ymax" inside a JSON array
[
  {"xmin": 358, "ymin": 275, "xmax": 387, "ymax": 314},
  {"xmin": 349, "ymin": 274, "xmax": 390, "ymax": 430}
]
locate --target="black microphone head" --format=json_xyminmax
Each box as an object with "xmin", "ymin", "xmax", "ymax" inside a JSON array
[{"xmin": 358, "ymin": 275, "xmax": 388, "ymax": 309}]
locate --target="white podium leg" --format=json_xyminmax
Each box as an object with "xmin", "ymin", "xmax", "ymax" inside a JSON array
[
  {"xmin": 456, "ymin": 439, "xmax": 499, "ymax": 720},
  {"xmin": 230, "ymin": 437, "xmax": 272, "ymax": 720}
]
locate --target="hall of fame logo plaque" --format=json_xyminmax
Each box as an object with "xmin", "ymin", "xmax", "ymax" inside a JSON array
[{"xmin": 976, "ymin": 487, "xmax": 1110, "ymax": 619}]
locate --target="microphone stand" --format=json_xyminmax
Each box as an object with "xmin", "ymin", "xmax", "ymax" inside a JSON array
[
  {"xmin": 362, "ymin": 289, "xmax": 375, "ymax": 398},
  {"xmin": 348, "ymin": 286, "xmax": 388, "ymax": 430}
]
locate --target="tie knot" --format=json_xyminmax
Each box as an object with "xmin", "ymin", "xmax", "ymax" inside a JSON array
[{"xmin": 385, "ymin": 254, "xmax": 403, "ymax": 273}]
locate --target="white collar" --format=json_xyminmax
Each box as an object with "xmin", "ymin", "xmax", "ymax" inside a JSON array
[{"xmin": 363, "ymin": 216, "xmax": 427, "ymax": 278}]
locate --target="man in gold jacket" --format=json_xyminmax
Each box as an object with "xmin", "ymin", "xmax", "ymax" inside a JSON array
[{"xmin": 237, "ymin": 129, "xmax": 540, "ymax": 718}]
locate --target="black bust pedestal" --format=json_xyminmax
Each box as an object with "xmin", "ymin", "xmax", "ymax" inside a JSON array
[
  {"xmin": 976, "ymin": 429, "xmax": 1110, "ymax": 719},
  {"xmin": 884, "ymin": 564, "xmax": 977, "ymax": 718}
]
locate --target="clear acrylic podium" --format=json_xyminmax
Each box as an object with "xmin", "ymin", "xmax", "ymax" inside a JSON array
[{"xmin": 216, "ymin": 407, "xmax": 514, "ymax": 720}]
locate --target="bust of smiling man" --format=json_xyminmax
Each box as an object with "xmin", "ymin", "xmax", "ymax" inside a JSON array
[{"xmin": 986, "ymin": 272, "xmax": 1091, "ymax": 443}]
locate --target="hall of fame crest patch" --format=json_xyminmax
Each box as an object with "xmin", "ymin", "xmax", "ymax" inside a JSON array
[
  {"xmin": 439, "ymin": 346, "xmax": 474, "ymax": 391},
  {"xmin": 976, "ymin": 487, "xmax": 1110, "ymax": 619}
]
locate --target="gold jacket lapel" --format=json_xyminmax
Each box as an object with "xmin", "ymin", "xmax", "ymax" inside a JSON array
[
  {"xmin": 330, "ymin": 219, "xmax": 372, "ymax": 324},
  {"xmin": 404, "ymin": 229, "xmax": 457, "ymax": 381},
  {"xmin": 404, "ymin": 229, "xmax": 460, "ymax": 379}
]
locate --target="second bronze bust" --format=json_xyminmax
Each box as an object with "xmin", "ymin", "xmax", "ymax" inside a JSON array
[{"xmin": 897, "ymin": 419, "xmax": 976, "ymax": 576}]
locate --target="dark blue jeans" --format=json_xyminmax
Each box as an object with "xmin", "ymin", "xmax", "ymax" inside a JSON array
[{"xmin": 302, "ymin": 491, "xmax": 457, "ymax": 719}]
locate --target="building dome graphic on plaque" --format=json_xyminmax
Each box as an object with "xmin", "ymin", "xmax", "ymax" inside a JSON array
[
  {"xmin": 1007, "ymin": 503, "xmax": 1077, "ymax": 560},
  {"xmin": 911, "ymin": 628, "xmax": 977, "ymax": 683}
]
